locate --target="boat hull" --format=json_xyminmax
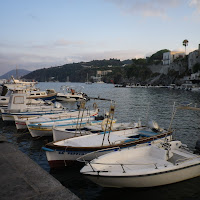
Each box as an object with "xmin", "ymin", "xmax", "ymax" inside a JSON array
[
  {"xmin": 52, "ymin": 128, "xmax": 89, "ymax": 141},
  {"xmin": 44, "ymin": 134, "xmax": 171, "ymax": 169},
  {"xmin": 56, "ymin": 96, "xmax": 85, "ymax": 102},
  {"xmin": 84, "ymin": 163, "xmax": 200, "ymax": 188},
  {"xmin": 2, "ymin": 109, "xmax": 65, "ymax": 121},
  {"xmin": 29, "ymin": 127, "xmax": 53, "ymax": 137},
  {"xmin": 45, "ymin": 148, "xmax": 115, "ymax": 168},
  {"xmin": 28, "ymin": 117, "xmax": 98, "ymax": 138}
]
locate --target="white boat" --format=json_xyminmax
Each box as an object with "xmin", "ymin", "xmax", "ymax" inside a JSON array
[
  {"xmin": 27, "ymin": 109, "xmax": 99, "ymax": 137},
  {"xmin": 26, "ymin": 89, "xmax": 57, "ymax": 101},
  {"xmin": 1, "ymin": 87, "xmax": 57, "ymax": 103},
  {"xmin": 52, "ymin": 122, "xmax": 134, "ymax": 141},
  {"xmin": 56, "ymin": 86, "xmax": 88, "ymax": 102},
  {"xmin": 1, "ymin": 76, "xmax": 56, "ymax": 104},
  {"xmin": 1, "ymin": 93, "xmax": 65, "ymax": 121},
  {"xmin": 3, "ymin": 76, "xmax": 37, "ymax": 91},
  {"xmin": 14, "ymin": 109, "xmax": 96, "ymax": 130},
  {"xmin": 80, "ymin": 140, "xmax": 200, "ymax": 188},
  {"xmin": 52, "ymin": 119, "xmax": 108, "ymax": 141},
  {"xmin": 43, "ymin": 123, "xmax": 172, "ymax": 169}
]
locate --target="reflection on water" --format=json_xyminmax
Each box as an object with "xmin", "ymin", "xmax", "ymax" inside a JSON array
[{"xmin": 1, "ymin": 82, "xmax": 200, "ymax": 200}]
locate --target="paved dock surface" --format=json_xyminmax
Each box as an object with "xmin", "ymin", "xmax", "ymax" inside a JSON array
[{"xmin": 0, "ymin": 136, "xmax": 80, "ymax": 200}]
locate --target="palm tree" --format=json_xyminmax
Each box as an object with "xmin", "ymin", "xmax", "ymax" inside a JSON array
[{"xmin": 183, "ymin": 39, "xmax": 189, "ymax": 54}]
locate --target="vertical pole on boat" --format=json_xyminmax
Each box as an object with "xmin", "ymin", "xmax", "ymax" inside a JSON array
[
  {"xmin": 101, "ymin": 102, "xmax": 115, "ymax": 146},
  {"xmin": 107, "ymin": 103, "xmax": 115, "ymax": 144},
  {"xmin": 78, "ymin": 101, "xmax": 86, "ymax": 136},
  {"xmin": 168, "ymin": 102, "xmax": 177, "ymax": 140},
  {"xmin": 75, "ymin": 102, "xmax": 83, "ymax": 136},
  {"xmin": 146, "ymin": 103, "xmax": 150, "ymax": 126},
  {"xmin": 102, "ymin": 119, "xmax": 108, "ymax": 146}
]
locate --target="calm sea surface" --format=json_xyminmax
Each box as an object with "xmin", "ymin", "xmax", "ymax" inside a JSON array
[{"xmin": 1, "ymin": 82, "xmax": 200, "ymax": 200}]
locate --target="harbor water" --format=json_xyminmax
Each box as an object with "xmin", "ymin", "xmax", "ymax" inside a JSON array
[{"xmin": 1, "ymin": 82, "xmax": 200, "ymax": 200}]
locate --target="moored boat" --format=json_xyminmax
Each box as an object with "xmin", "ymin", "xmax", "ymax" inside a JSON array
[
  {"xmin": 14, "ymin": 108, "xmax": 98, "ymax": 130},
  {"xmin": 52, "ymin": 122, "xmax": 134, "ymax": 141},
  {"xmin": 56, "ymin": 86, "xmax": 88, "ymax": 102},
  {"xmin": 43, "ymin": 125, "xmax": 172, "ymax": 169},
  {"xmin": 1, "ymin": 93, "xmax": 65, "ymax": 121},
  {"xmin": 27, "ymin": 114, "xmax": 99, "ymax": 138},
  {"xmin": 80, "ymin": 140, "xmax": 200, "ymax": 188}
]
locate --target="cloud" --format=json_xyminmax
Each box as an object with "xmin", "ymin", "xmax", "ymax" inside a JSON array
[
  {"xmin": 0, "ymin": 52, "xmax": 65, "ymax": 76},
  {"xmin": 189, "ymin": 0, "xmax": 200, "ymax": 14},
  {"xmin": 0, "ymin": 49, "xmax": 145, "ymax": 76},
  {"xmin": 54, "ymin": 39, "xmax": 85, "ymax": 47},
  {"xmin": 31, "ymin": 39, "xmax": 85, "ymax": 49},
  {"xmin": 106, "ymin": 0, "xmax": 181, "ymax": 18}
]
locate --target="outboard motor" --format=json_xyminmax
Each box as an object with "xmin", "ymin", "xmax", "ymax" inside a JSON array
[
  {"xmin": 148, "ymin": 120, "xmax": 163, "ymax": 132},
  {"xmin": 194, "ymin": 139, "xmax": 200, "ymax": 154}
]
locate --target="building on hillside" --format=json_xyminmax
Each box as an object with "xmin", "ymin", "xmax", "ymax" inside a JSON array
[
  {"xmin": 91, "ymin": 70, "xmax": 112, "ymax": 83},
  {"xmin": 188, "ymin": 44, "xmax": 200, "ymax": 72},
  {"xmin": 183, "ymin": 71, "xmax": 200, "ymax": 84},
  {"xmin": 96, "ymin": 70, "xmax": 112, "ymax": 76},
  {"xmin": 163, "ymin": 51, "xmax": 185, "ymax": 65}
]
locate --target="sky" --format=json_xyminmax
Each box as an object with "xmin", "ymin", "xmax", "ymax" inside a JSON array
[{"xmin": 0, "ymin": 0, "xmax": 200, "ymax": 76}]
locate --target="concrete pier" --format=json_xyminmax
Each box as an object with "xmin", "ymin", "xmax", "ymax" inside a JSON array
[{"xmin": 0, "ymin": 136, "xmax": 80, "ymax": 200}]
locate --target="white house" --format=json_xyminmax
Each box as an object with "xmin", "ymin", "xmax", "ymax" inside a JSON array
[
  {"xmin": 188, "ymin": 44, "xmax": 200, "ymax": 72},
  {"xmin": 163, "ymin": 51, "xmax": 185, "ymax": 65}
]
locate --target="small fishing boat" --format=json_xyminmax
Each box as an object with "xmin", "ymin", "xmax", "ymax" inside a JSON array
[
  {"xmin": 52, "ymin": 121, "xmax": 134, "ymax": 141},
  {"xmin": 0, "ymin": 89, "xmax": 46, "ymax": 107},
  {"xmin": 56, "ymin": 86, "xmax": 88, "ymax": 102},
  {"xmin": 3, "ymin": 76, "xmax": 37, "ymax": 91},
  {"xmin": 26, "ymin": 89, "xmax": 57, "ymax": 101},
  {"xmin": 80, "ymin": 140, "xmax": 200, "ymax": 188},
  {"xmin": 43, "ymin": 123, "xmax": 172, "ymax": 169},
  {"xmin": 27, "ymin": 114, "xmax": 99, "ymax": 138},
  {"xmin": 14, "ymin": 108, "xmax": 98, "ymax": 130},
  {"xmin": 52, "ymin": 119, "xmax": 108, "ymax": 141},
  {"xmin": 1, "ymin": 93, "xmax": 65, "ymax": 121}
]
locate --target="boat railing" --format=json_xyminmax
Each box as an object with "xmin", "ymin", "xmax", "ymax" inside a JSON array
[
  {"xmin": 84, "ymin": 161, "xmax": 158, "ymax": 174},
  {"xmin": 76, "ymin": 146, "xmax": 121, "ymax": 163}
]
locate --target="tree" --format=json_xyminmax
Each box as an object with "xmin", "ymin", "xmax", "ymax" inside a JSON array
[{"xmin": 183, "ymin": 39, "xmax": 189, "ymax": 54}]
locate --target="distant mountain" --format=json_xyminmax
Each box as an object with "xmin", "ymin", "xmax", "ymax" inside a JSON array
[{"xmin": 0, "ymin": 69, "xmax": 31, "ymax": 79}]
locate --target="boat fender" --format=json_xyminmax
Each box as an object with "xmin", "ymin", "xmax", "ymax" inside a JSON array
[{"xmin": 42, "ymin": 147, "xmax": 54, "ymax": 152}]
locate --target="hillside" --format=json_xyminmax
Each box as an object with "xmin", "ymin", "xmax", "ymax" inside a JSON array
[
  {"xmin": 23, "ymin": 59, "xmax": 124, "ymax": 82},
  {"xmin": 0, "ymin": 69, "xmax": 31, "ymax": 79},
  {"xmin": 22, "ymin": 49, "xmax": 188, "ymax": 86}
]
